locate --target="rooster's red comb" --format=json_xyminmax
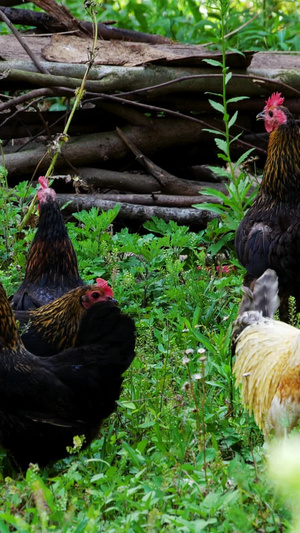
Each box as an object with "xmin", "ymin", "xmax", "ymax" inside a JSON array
[
  {"xmin": 265, "ymin": 92, "xmax": 285, "ymax": 108},
  {"xmin": 38, "ymin": 176, "xmax": 49, "ymax": 188},
  {"xmin": 96, "ymin": 278, "xmax": 114, "ymax": 297}
]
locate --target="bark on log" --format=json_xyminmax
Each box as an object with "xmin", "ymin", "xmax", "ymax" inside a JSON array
[
  {"xmin": 83, "ymin": 193, "xmax": 222, "ymax": 206},
  {"xmin": 57, "ymin": 193, "xmax": 217, "ymax": 226},
  {"xmin": 2, "ymin": 118, "xmax": 222, "ymax": 180},
  {"xmin": 77, "ymin": 167, "xmax": 227, "ymax": 195},
  {"xmin": 0, "ymin": 62, "xmax": 264, "ymax": 97},
  {"xmin": 77, "ymin": 168, "xmax": 161, "ymax": 194}
]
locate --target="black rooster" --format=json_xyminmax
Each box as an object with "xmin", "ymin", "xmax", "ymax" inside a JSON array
[
  {"xmin": 11, "ymin": 176, "xmax": 84, "ymax": 310},
  {"xmin": 0, "ymin": 282, "xmax": 135, "ymax": 469},
  {"xmin": 235, "ymin": 92, "xmax": 300, "ymax": 319}
]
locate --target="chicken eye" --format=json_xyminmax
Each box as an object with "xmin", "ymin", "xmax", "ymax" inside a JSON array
[
  {"xmin": 91, "ymin": 292, "xmax": 100, "ymax": 300},
  {"xmin": 269, "ymin": 110, "xmax": 273, "ymax": 117}
]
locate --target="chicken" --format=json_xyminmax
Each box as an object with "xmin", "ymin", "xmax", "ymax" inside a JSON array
[
  {"xmin": 235, "ymin": 92, "xmax": 300, "ymax": 320},
  {"xmin": 14, "ymin": 278, "xmax": 114, "ymax": 356},
  {"xmin": 0, "ymin": 281, "xmax": 135, "ymax": 469},
  {"xmin": 11, "ymin": 176, "xmax": 84, "ymax": 310},
  {"xmin": 233, "ymin": 268, "xmax": 300, "ymax": 438}
]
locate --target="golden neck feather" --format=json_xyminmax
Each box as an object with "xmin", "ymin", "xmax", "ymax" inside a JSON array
[{"xmin": 258, "ymin": 123, "xmax": 300, "ymax": 204}]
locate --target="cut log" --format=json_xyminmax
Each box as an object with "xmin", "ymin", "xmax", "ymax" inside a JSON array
[
  {"xmin": 77, "ymin": 167, "xmax": 227, "ymax": 195},
  {"xmin": 57, "ymin": 193, "xmax": 218, "ymax": 226},
  {"xmin": 80, "ymin": 193, "xmax": 222, "ymax": 207}
]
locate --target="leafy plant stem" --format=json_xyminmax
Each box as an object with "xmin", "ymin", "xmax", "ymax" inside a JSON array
[
  {"xmin": 200, "ymin": 355, "xmax": 208, "ymax": 484},
  {"xmin": 187, "ymin": 363, "xmax": 201, "ymax": 436},
  {"xmin": 186, "ymin": 359, "xmax": 207, "ymax": 482},
  {"xmin": 17, "ymin": 3, "xmax": 98, "ymax": 233},
  {"xmin": 159, "ymin": 322, "xmax": 171, "ymax": 414},
  {"xmin": 220, "ymin": 2, "xmax": 235, "ymax": 182}
]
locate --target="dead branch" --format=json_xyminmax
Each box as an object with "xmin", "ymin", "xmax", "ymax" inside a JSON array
[
  {"xmin": 117, "ymin": 127, "xmax": 210, "ymax": 195},
  {"xmin": 0, "ymin": 5, "xmax": 172, "ymax": 43},
  {"xmin": 31, "ymin": 0, "xmax": 90, "ymax": 37},
  {"xmin": 0, "ymin": 88, "xmax": 55, "ymax": 113},
  {"xmin": 0, "ymin": 6, "xmax": 61, "ymax": 31}
]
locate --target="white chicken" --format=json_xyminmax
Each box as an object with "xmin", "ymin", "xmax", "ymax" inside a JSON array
[{"xmin": 233, "ymin": 268, "xmax": 300, "ymax": 437}]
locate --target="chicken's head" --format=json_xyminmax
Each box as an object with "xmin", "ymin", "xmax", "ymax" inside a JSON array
[
  {"xmin": 81, "ymin": 278, "xmax": 114, "ymax": 309},
  {"xmin": 256, "ymin": 92, "xmax": 288, "ymax": 133},
  {"xmin": 37, "ymin": 176, "xmax": 56, "ymax": 210}
]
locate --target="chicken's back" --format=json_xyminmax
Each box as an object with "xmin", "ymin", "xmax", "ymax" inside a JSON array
[
  {"xmin": 14, "ymin": 281, "xmax": 114, "ymax": 356},
  {"xmin": 235, "ymin": 203, "xmax": 300, "ymax": 291}
]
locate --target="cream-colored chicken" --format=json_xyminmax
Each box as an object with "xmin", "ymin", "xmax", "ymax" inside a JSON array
[{"xmin": 233, "ymin": 269, "xmax": 300, "ymax": 437}]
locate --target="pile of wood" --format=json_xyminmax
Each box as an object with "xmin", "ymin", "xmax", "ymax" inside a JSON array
[{"xmin": 1, "ymin": 0, "xmax": 300, "ymax": 226}]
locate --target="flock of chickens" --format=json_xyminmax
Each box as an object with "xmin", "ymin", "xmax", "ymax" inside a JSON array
[
  {"xmin": 0, "ymin": 176, "xmax": 136, "ymax": 469},
  {"xmin": 233, "ymin": 92, "xmax": 300, "ymax": 438},
  {"xmin": 0, "ymin": 91, "xmax": 299, "ymax": 469}
]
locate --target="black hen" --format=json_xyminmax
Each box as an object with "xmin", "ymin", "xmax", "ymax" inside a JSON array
[
  {"xmin": 14, "ymin": 279, "xmax": 114, "ymax": 356},
  {"xmin": 11, "ymin": 176, "xmax": 84, "ymax": 310},
  {"xmin": 0, "ymin": 282, "xmax": 135, "ymax": 469},
  {"xmin": 235, "ymin": 92, "xmax": 300, "ymax": 319}
]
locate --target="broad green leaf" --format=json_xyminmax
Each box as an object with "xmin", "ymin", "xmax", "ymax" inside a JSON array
[
  {"xmin": 205, "ymin": 91, "xmax": 223, "ymax": 98},
  {"xmin": 217, "ymin": 153, "xmax": 230, "ymax": 162},
  {"xmin": 208, "ymin": 99, "xmax": 225, "ymax": 114},
  {"xmin": 227, "ymin": 96, "xmax": 249, "ymax": 104},
  {"xmin": 193, "ymin": 204, "xmax": 226, "ymax": 214},
  {"xmin": 234, "ymin": 147, "xmax": 255, "ymax": 168},
  {"xmin": 192, "ymin": 329, "xmax": 217, "ymax": 356},
  {"xmin": 208, "ymin": 165, "xmax": 231, "ymax": 179},
  {"xmin": 203, "ymin": 58, "xmax": 223, "ymax": 67},
  {"xmin": 119, "ymin": 401, "xmax": 137, "ymax": 410},
  {"xmin": 229, "ymin": 132, "xmax": 242, "ymax": 144},
  {"xmin": 203, "ymin": 128, "xmax": 226, "ymax": 137},
  {"xmin": 199, "ymin": 187, "xmax": 228, "ymax": 201},
  {"xmin": 228, "ymin": 47, "xmax": 246, "ymax": 56},
  {"xmin": 214, "ymin": 137, "xmax": 228, "ymax": 155},
  {"xmin": 225, "ymin": 71, "xmax": 232, "ymax": 84},
  {"xmin": 228, "ymin": 110, "xmax": 238, "ymax": 129}
]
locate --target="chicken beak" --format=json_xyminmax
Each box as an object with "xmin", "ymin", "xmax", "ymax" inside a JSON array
[{"xmin": 256, "ymin": 111, "xmax": 265, "ymax": 121}]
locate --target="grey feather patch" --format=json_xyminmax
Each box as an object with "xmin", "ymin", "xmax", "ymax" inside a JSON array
[
  {"xmin": 232, "ymin": 269, "xmax": 280, "ymax": 343},
  {"xmin": 238, "ymin": 269, "xmax": 279, "ymax": 318}
]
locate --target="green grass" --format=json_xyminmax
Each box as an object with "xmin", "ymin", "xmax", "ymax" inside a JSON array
[
  {"xmin": 0, "ymin": 196, "xmax": 292, "ymax": 531},
  {"xmin": 0, "ymin": 0, "xmax": 298, "ymax": 528}
]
